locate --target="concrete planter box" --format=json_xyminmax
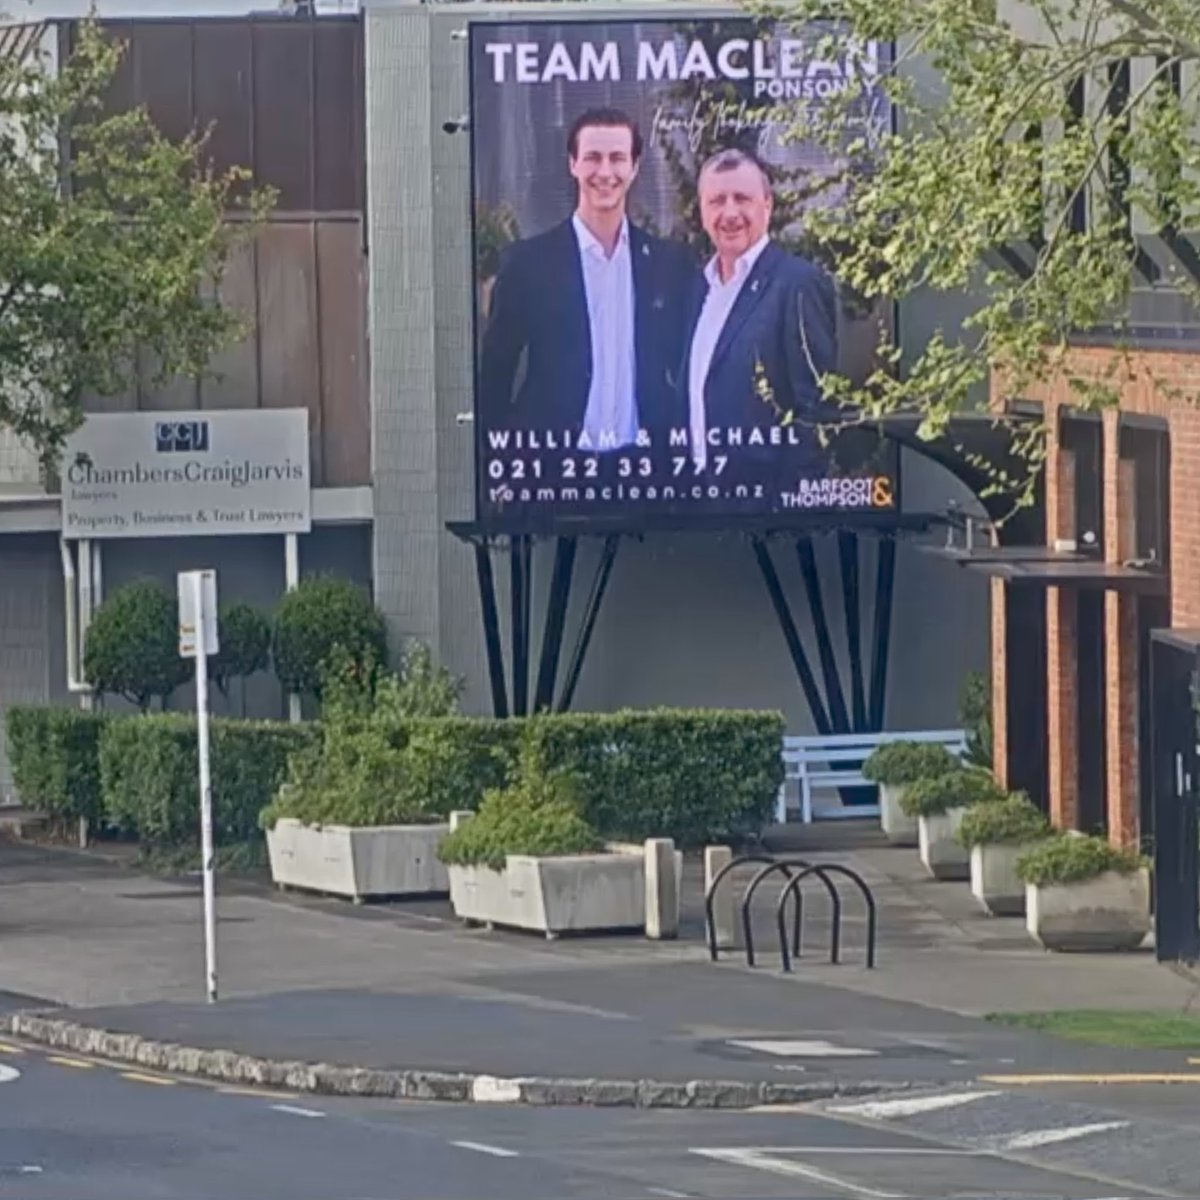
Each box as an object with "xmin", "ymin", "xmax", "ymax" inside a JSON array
[
  {"xmin": 970, "ymin": 842, "xmax": 1041, "ymax": 916},
  {"xmin": 918, "ymin": 807, "xmax": 969, "ymax": 880},
  {"xmin": 448, "ymin": 854, "xmax": 645, "ymax": 937},
  {"xmin": 1026, "ymin": 868, "xmax": 1151, "ymax": 952},
  {"xmin": 880, "ymin": 783, "xmax": 918, "ymax": 846},
  {"xmin": 266, "ymin": 817, "xmax": 449, "ymax": 902}
]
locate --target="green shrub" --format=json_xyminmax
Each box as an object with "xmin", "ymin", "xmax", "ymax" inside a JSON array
[
  {"xmin": 1016, "ymin": 834, "xmax": 1148, "ymax": 887},
  {"xmin": 901, "ymin": 767, "xmax": 1005, "ymax": 817},
  {"xmin": 272, "ymin": 575, "xmax": 388, "ymax": 700},
  {"xmin": 209, "ymin": 603, "xmax": 271, "ymax": 699},
  {"xmin": 100, "ymin": 715, "xmax": 316, "ymax": 847},
  {"xmin": 958, "ymin": 793, "xmax": 1050, "ymax": 848},
  {"xmin": 863, "ymin": 741, "xmax": 958, "ymax": 786},
  {"xmin": 84, "ymin": 580, "xmax": 189, "ymax": 710},
  {"xmin": 437, "ymin": 738, "xmax": 604, "ymax": 870},
  {"xmin": 960, "ymin": 672, "xmax": 994, "ymax": 769},
  {"xmin": 5, "ymin": 706, "xmax": 111, "ymax": 826}
]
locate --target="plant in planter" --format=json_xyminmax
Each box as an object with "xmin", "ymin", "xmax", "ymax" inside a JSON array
[
  {"xmin": 260, "ymin": 679, "xmax": 496, "ymax": 902},
  {"xmin": 438, "ymin": 739, "xmax": 644, "ymax": 938},
  {"xmin": 902, "ymin": 768, "xmax": 1006, "ymax": 880},
  {"xmin": 1016, "ymin": 835, "xmax": 1151, "ymax": 952},
  {"xmin": 958, "ymin": 793, "xmax": 1051, "ymax": 915},
  {"xmin": 862, "ymin": 742, "xmax": 958, "ymax": 846}
]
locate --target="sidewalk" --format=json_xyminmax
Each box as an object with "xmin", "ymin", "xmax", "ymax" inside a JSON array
[{"xmin": 3, "ymin": 836, "xmax": 1200, "ymax": 1108}]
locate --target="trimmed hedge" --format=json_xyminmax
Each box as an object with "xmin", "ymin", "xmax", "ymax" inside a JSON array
[
  {"xmin": 5, "ymin": 706, "xmax": 111, "ymax": 826},
  {"xmin": 900, "ymin": 767, "xmax": 1006, "ymax": 817},
  {"xmin": 267, "ymin": 709, "xmax": 784, "ymax": 847},
  {"xmin": 100, "ymin": 716, "xmax": 317, "ymax": 848},
  {"xmin": 1016, "ymin": 834, "xmax": 1148, "ymax": 887},
  {"xmin": 863, "ymin": 741, "xmax": 958, "ymax": 786},
  {"xmin": 958, "ymin": 793, "xmax": 1050, "ymax": 848}
]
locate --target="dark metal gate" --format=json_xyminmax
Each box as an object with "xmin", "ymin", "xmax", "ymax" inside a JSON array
[{"xmin": 1150, "ymin": 630, "xmax": 1200, "ymax": 963}]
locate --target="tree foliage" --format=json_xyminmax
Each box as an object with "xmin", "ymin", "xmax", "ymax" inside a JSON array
[
  {"xmin": 208, "ymin": 602, "xmax": 271, "ymax": 699},
  {"xmin": 84, "ymin": 579, "xmax": 189, "ymax": 711},
  {"xmin": 763, "ymin": 0, "xmax": 1200, "ymax": 500},
  {"xmin": 0, "ymin": 22, "xmax": 271, "ymax": 464}
]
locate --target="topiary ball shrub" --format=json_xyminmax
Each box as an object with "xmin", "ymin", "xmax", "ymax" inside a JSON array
[
  {"xmin": 84, "ymin": 580, "xmax": 189, "ymax": 711},
  {"xmin": 863, "ymin": 741, "xmax": 958, "ymax": 786},
  {"xmin": 900, "ymin": 767, "xmax": 1006, "ymax": 818},
  {"xmin": 272, "ymin": 575, "xmax": 388, "ymax": 700},
  {"xmin": 209, "ymin": 603, "xmax": 271, "ymax": 698}
]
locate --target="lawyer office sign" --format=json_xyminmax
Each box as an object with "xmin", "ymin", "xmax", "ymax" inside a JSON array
[{"xmin": 61, "ymin": 409, "xmax": 311, "ymax": 539}]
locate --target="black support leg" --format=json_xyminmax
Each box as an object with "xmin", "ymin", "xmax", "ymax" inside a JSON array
[
  {"xmin": 534, "ymin": 537, "xmax": 577, "ymax": 712},
  {"xmin": 868, "ymin": 535, "xmax": 897, "ymax": 731},
  {"xmin": 510, "ymin": 534, "xmax": 532, "ymax": 716},
  {"xmin": 473, "ymin": 540, "xmax": 508, "ymax": 718},
  {"xmin": 557, "ymin": 534, "xmax": 619, "ymax": 713},
  {"xmin": 795, "ymin": 535, "xmax": 850, "ymax": 734},
  {"xmin": 838, "ymin": 531, "xmax": 868, "ymax": 733},
  {"xmin": 752, "ymin": 536, "xmax": 832, "ymax": 735}
]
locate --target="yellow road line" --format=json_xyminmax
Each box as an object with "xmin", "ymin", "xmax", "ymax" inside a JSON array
[
  {"xmin": 120, "ymin": 1072, "xmax": 176, "ymax": 1087},
  {"xmin": 217, "ymin": 1087, "xmax": 301, "ymax": 1100},
  {"xmin": 0, "ymin": 1042, "xmax": 25, "ymax": 1054},
  {"xmin": 981, "ymin": 1073, "xmax": 1200, "ymax": 1085},
  {"xmin": 45, "ymin": 1056, "xmax": 95, "ymax": 1070}
]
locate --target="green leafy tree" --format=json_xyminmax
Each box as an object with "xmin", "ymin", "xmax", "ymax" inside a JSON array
[
  {"xmin": 763, "ymin": 0, "xmax": 1200, "ymax": 498},
  {"xmin": 84, "ymin": 580, "xmax": 188, "ymax": 711},
  {"xmin": 0, "ymin": 22, "xmax": 271, "ymax": 464},
  {"xmin": 208, "ymin": 603, "xmax": 271, "ymax": 704},
  {"xmin": 272, "ymin": 575, "xmax": 389, "ymax": 702}
]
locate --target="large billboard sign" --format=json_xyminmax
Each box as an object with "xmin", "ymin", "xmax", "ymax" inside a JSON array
[
  {"xmin": 470, "ymin": 17, "xmax": 897, "ymax": 531},
  {"xmin": 61, "ymin": 409, "xmax": 311, "ymax": 539}
]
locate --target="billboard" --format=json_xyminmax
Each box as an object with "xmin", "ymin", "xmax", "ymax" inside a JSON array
[
  {"xmin": 470, "ymin": 17, "xmax": 897, "ymax": 531},
  {"xmin": 61, "ymin": 409, "xmax": 311, "ymax": 539}
]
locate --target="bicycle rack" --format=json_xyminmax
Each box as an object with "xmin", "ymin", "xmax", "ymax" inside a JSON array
[
  {"xmin": 775, "ymin": 864, "xmax": 877, "ymax": 971},
  {"xmin": 704, "ymin": 854, "xmax": 805, "ymax": 963},
  {"xmin": 740, "ymin": 859, "xmax": 840, "ymax": 968}
]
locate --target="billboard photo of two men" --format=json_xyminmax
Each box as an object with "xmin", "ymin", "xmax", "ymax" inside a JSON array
[{"xmin": 471, "ymin": 18, "xmax": 897, "ymax": 529}]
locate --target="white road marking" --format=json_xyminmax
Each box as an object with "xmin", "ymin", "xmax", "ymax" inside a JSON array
[
  {"xmin": 450, "ymin": 1140, "xmax": 519, "ymax": 1158},
  {"xmin": 647, "ymin": 1188, "xmax": 691, "ymax": 1198},
  {"xmin": 269, "ymin": 1104, "xmax": 326, "ymax": 1119},
  {"xmin": 829, "ymin": 1090, "xmax": 1002, "ymax": 1119},
  {"xmin": 0, "ymin": 1065, "xmax": 20, "ymax": 1084},
  {"xmin": 18, "ymin": 1166, "xmax": 42, "ymax": 1175},
  {"xmin": 1001, "ymin": 1120, "xmax": 1130, "ymax": 1150},
  {"xmin": 691, "ymin": 1148, "xmax": 905, "ymax": 1199},
  {"xmin": 471, "ymin": 1074, "xmax": 522, "ymax": 1103},
  {"xmin": 704, "ymin": 1146, "xmax": 977, "ymax": 1156},
  {"xmin": 729, "ymin": 1039, "xmax": 879, "ymax": 1058}
]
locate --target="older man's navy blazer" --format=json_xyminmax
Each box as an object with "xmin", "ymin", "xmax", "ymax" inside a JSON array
[
  {"xmin": 478, "ymin": 219, "xmax": 696, "ymax": 440},
  {"xmin": 687, "ymin": 242, "xmax": 838, "ymax": 435}
]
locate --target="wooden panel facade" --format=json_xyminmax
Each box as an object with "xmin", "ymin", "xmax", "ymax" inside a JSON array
[{"xmin": 73, "ymin": 16, "xmax": 369, "ymax": 488}]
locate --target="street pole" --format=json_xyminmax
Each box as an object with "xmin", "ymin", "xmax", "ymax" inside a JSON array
[{"xmin": 192, "ymin": 572, "xmax": 218, "ymax": 1005}]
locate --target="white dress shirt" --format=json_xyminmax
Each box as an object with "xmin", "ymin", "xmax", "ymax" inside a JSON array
[
  {"xmin": 573, "ymin": 215, "xmax": 638, "ymax": 451},
  {"xmin": 688, "ymin": 234, "xmax": 771, "ymax": 470}
]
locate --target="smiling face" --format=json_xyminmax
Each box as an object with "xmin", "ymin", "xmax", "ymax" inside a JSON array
[
  {"xmin": 699, "ymin": 160, "xmax": 773, "ymax": 267},
  {"xmin": 569, "ymin": 124, "xmax": 639, "ymax": 223}
]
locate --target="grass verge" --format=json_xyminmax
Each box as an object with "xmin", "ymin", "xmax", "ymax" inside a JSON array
[{"xmin": 988, "ymin": 1009, "xmax": 1200, "ymax": 1050}]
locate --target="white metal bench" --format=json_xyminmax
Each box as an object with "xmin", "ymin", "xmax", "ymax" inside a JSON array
[{"xmin": 777, "ymin": 729, "xmax": 969, "ymax": 824}]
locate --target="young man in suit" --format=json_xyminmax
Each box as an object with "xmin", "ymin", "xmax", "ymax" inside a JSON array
[
  {"xmin": 479, "ymin": 108, "xmax": 695, "ymax": 450},
  {"xmin": 686, "ymin": 148, "xmax": 838, "ymax": 472}
]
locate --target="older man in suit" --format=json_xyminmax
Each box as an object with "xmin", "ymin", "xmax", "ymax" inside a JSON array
[
  {"xmin": 479, "ymin": 108, "xmax": 695, "ymax": 450},
  {"xmin": 686, "ymin": 148, "xmax": 838, "ymax": 472}
]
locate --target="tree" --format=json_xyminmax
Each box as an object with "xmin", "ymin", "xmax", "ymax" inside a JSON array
[
  {"xmin": 272, "ymin": 575, "xmax": 389, "ymax": 701},
  {"xmin": 0, "ymin": 22, "xmax": 271, "ymax": 465},
  {"xmin": 763, "ymin": 0, "xmax": 1200, "ymax": 502},
  {"xmin": 84, "ymin": 580, "xmax": 189, "ymax": 711},
  {"xmin": 208, "ymin": 602, "xmax": 271, "ymax": 705}
]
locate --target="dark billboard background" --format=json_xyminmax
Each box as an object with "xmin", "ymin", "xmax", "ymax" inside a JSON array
[{"xmin": 470, "ymin": 18, "xmax": 897, "ymax": 531}]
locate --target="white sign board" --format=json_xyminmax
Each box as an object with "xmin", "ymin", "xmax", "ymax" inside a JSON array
[
  {"xmin": 61, "ymin": 410, "xmax": 311, "ymax": 539},
  {"xmin": 178, "ymin": 570, "xmax": 219, "ymax": 659}
]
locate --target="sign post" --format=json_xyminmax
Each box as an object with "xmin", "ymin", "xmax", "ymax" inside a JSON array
[{"xmin": 178, "ymin": 570, "xmax": 219, "ymax": 1004}]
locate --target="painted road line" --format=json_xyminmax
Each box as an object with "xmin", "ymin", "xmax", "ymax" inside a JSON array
[
  {"xmin": 0, "ymin": 1065, "xmax": 20, "ymax": 1084},
  {"xmin": 218, "ymin": 1087, "xmax": 301, "ymax": 1100},
  {"xmin": 450, "ymin": 1140, "xmax": 520, "ymax": 1159},
  {"xmin": 981, "ymin": 1073, "xmax": 1200, "ymax": 1085},
  {"xmin": 0, "ymin": 1042, "xmax": 25, "ymax": 1054},
  {"xmin": 120, "ymin": 1072, "xmax": 177, "ymax": 1087},
  {"xmin": 269, "ymin": 1104, "xmax": 326, "ymax": 1119},
  {"xmin": 691, "ymin": 1148, "xmax": 905, "ymax": 1200},
  {"xmin": 647, "ymin": 1188, "xmax": 692, "ymax": 1198},
  {"xmin": 829, "ymin": 1090, "xmax": 1003, "ymax": 1119},
  {"xmin": 728, "ymin": 1039, "xmax": 880, "ymax": 1058},
  {"xmin": 1001, "ymin": 1121, "xmax": 1130, "ymax": 1151},
  {"xmin": 45, "ymin": 1056, "xmax": 94, "ymax": 1070}
]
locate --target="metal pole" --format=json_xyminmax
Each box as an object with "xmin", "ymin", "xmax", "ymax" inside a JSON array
[
  {"xmin": 284, "ymin": 534, "xmax": 301, "ymax": 724},
  {"xmin": 193, "ymin": 572, "xmax": 218, "ymax": 1004}
]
